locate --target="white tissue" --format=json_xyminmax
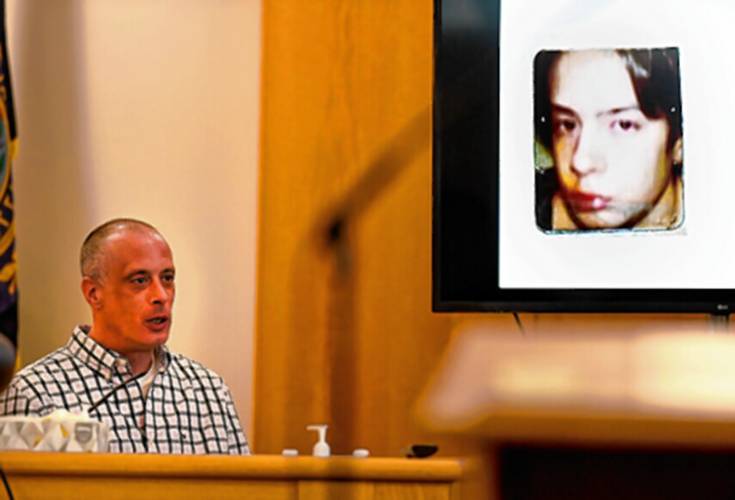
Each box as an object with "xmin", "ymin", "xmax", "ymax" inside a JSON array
[{"xmin": 0, "ymin": 412, "xmax": 108, "ymax": 452}]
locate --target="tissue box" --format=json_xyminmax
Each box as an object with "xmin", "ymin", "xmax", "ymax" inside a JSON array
[{"xmin": 0, "ymin": 415, "xmax": 109, "ymax": 452}]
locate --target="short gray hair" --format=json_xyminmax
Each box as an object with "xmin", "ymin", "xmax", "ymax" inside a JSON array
[{"xmin": 80, "ymin": 218, "xmax": 160, "ymax": 280}]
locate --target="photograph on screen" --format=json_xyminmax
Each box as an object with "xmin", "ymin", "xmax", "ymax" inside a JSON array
[{"xmin": 533, "ymin": 48, "xmax": 684, "ymax": 233}]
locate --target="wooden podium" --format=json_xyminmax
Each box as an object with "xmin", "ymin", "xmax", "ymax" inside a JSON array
[
  {"xmin": 417, "ymin": 325, "xmax": 735, "ymax": 500},
  {"xmin": 0, "ymin": 452, "xmax": 463, "ymax": 499}
]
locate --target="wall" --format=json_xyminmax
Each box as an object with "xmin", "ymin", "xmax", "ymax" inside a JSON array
[
  {"xmin": 255, "ymin": 0, "xmax": 458, "ymax": 456},
  {"xmin": 7, "ymin": 0, "xmax": 261, "ymax": 434}
]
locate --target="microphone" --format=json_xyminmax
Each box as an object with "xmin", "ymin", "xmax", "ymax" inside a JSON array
[{"xmin": 87, "ymin": 370, "xmax": 147, "ymax": 415}]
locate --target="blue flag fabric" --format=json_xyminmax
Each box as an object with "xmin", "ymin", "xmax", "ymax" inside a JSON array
[{"xmin": 0, "ymin": 0, "xmax": 17, "ymax": 347}]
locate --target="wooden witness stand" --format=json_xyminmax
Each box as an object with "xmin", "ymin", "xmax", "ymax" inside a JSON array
[
  {"xmin": 417, "ymin": 325, "xmax": 735, "ymax": 499},
  {"xmin": 0, "ymin": 453, "xmax": 463, "ymax": 499}
]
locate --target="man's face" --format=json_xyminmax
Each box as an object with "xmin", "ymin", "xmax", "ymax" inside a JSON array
[
  {"xmin": 93, "ymin": 229, "xmax": 175, "ymax": 353},
  {"xmin": 550, "ymin": 50, "xmax": 674, "ymax": 229}
]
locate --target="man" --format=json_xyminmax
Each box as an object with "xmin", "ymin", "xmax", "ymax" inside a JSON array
[{"xmin": 0, "ymin": 219, "xmax": 250, "ymax": 454}]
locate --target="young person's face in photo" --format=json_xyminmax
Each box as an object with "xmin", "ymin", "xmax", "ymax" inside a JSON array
[{"xmin": 550, "ymin": 50, "xmax": 679, "ymax": 229}]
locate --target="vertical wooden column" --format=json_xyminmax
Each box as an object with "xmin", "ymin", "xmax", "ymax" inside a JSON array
[{"xmin": 254, "ymin": 0, "xmax": 486, "ymax": 456}]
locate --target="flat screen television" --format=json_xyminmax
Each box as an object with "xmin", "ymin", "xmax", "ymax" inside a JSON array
[{"xmin": 433, "ymin": 0, "xmax": 735, "ymax": 313}]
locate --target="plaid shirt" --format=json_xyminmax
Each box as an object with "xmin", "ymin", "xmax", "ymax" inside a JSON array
[{"xmin": 0, "ymin": 326, "xmax": 250, "ymax": 455}]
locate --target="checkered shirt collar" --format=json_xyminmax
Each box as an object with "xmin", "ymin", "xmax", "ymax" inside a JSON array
[{"xmin": 67, "ymin": 325, "xmax": 170, "ymax": 380}]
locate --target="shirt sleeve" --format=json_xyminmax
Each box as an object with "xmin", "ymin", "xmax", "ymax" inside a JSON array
[
  {"xmin": 0, "ymin": 375, "xmax": 46, "ymax": 416},
  {"xmin": 218, "ymin": 382, "xmax": 250, "ymax": 455}
]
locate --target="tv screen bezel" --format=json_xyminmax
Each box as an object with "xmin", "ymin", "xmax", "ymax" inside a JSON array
[{"xmin": 432, "ymin": 0, "xmax": 735, "ymax": 314}]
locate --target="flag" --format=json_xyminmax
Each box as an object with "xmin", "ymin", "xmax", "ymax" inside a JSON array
[{"xmin": 0, "ymin": 0, "xmax": 18, "ymax": 347}]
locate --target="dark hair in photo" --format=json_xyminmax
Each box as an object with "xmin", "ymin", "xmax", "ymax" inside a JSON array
[{"xmin": 534, "ymin": 47, "xmax": 683, "ymax": 152}]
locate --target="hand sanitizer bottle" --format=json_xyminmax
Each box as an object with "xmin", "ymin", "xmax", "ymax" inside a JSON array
[{"xmin": 306, "ymin": 424, "xmax": 330, "ymax": 457}]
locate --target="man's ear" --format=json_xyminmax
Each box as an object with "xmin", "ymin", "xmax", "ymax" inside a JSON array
[
  {"xmin": 672, "ymin": 137, "xmax": 683, "ymax": 165},
  {"xmin": 81, "ymin": 277, "xmax": 103, "ymax": 309}
]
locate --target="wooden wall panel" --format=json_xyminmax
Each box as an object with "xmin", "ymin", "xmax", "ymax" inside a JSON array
[
  {"xmin": 254, "ymin": 0, "xmax": 479, "ymax": 456},
  {"xmin": 254, "ymin": 1, "xmax": 722, "ymax": 457}
]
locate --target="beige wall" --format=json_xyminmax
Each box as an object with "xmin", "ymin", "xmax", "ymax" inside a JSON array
[{"xmin": 7, "ymin": 0, "xmax": 261, "ymax": 435}]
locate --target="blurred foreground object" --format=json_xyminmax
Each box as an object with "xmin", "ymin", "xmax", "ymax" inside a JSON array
[
  {"xmin": 417, "ymin": 324, "xmax": 735, "ymax": 499},
  {"xmin": 0, "ymin": 331, "xmax": 13, "ymax": 390}
]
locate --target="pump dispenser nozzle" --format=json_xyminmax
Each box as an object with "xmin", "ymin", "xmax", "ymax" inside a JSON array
[{"xmin": 306, "ymin": 424, "xmax": 330, "ymax": 457}]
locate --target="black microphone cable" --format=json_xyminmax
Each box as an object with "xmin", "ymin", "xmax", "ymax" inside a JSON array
[
  {"xmin": 512, "ymin": 311, "xmax": 526, "ymax": 336},
  {"xmin": 0, "ymin": 465, "xmax": 13, "ymax": 500},
  {"xmin": 87, "ymin": 370, "xmax": 147, "ymax": 415}
]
